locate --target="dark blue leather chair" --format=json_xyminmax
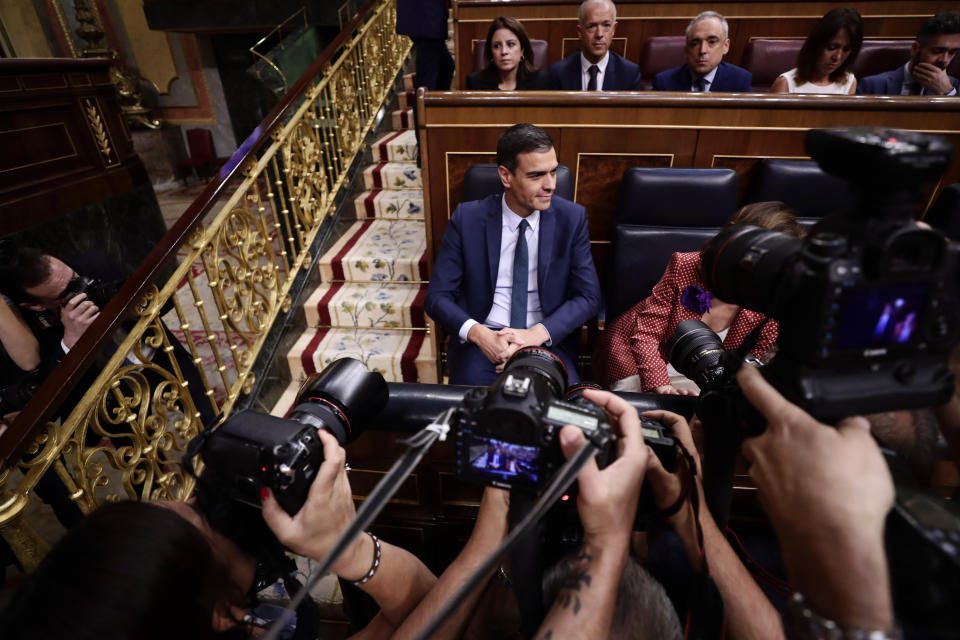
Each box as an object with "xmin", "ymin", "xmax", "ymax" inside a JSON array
[
  {"xmin": 605, "ymin": 168, "xmax": 739, "ymax": 322},
  {"xmin": 925, "ymin": 183, "xmax": 960, "ymax": 242},
  {"xmin": 459, "ymin": 164, "xmax": 574, "ymax": 205},
  {"xmin": 743, "ymin": 159, "xmax": 855, "ymax": 219}
]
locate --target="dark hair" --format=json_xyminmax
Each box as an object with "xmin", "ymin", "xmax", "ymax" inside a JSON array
[
  {"xmin": 543, "ymin": 554, "xmax": 682, "ymax": 640},
  {"xmin": 497, "ymin": 123, "xmax": 554, "ymax": 173},
  {"xmin": 0, "ymin": 245, "xmax": 50, "ymax": 303},
  {"xmin": 916, "ymin": 11, "xmax": 960, "ymax": 46},
  {"xmin": 795, "ymin": 7, "xmax": 863, "ymax": 85},
  {"xmin": 0, "ymin": 501, "xmax": 249, "ymax": 640},
  {"xmin": 699, "ymin": 201, "xmax": 805, "ymax": 280},
  {"xmin": 482, "ymin": 16, "xmax": 537, "ymax": 84}
]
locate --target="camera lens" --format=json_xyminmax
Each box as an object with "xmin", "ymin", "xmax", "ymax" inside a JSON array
[
  {"xmin": 701, "ymin": 225, "xmax": 801, "ymax": 317},
  {"xmin": 666, "ymin": 319, "xmax": 726, "ymax": 391},
  {"xmin": 289, "ymin": 358, "xmax": 388, "ymax": 444},
  {"xmin": 564, "ymin": 381, "xmax": 602, "ymax": 402},
  {"xmin": 503, "ymin": 347, "xmax": 569, "ymax": 398}
]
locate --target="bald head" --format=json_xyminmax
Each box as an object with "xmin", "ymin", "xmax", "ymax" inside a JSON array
[
  {"xmin": 577, "ymin": 0, "xmax": 618, "ymax": 63},
  {"xmin": 579, "ymin": 0, "xmax": 617, "ymax": 23}
]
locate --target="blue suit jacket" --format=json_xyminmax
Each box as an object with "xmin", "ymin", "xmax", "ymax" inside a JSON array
[
  {"xmin": 858, "ymin": 65, "xmax": 960, "ymax": 95},
  {"xmin": 396, "ymin": 0, "xmax": 447, "ymax": 39},
  {"xmin": 652, "ymin": 62, "xmax": 752, "ymax": 92},
  {"xmin": 425, "ymin": 194, "xmax": 602, "ymax": 361},
  {"xmin": 549, "ymin": 52, "xmax": 643, "ymax": 90}
]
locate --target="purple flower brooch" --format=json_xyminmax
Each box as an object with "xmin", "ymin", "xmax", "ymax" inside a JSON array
[{"xmin": 680, "ymin": 285, "xmax": 713, "ymax": 315}]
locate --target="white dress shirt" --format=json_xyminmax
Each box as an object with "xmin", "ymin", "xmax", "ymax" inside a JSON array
[
  {"xmin": 459, "ymin": 195, "xmax": 547, "ymax": 341},
  {"xmin": 580, "ymin": 51, "xmax": 610, "ymax": 90}
]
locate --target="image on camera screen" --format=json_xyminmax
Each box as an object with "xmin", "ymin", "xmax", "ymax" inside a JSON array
[
  {"xmin": 465, "ymin": 433, "xmax": 539, "ymax": 485},
  {"xmin": 834, "ymin": 283, "xmax": 929, "ymax": 349}
]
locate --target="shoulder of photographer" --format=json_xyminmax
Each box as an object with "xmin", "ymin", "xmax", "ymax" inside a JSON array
[
  {"xmin": 0, "ymin": 295, "xmax": 41, "ymax": 372},
  {"xmin": 736, "ymin": 364, "xmax": 898, "ymax": 634}
]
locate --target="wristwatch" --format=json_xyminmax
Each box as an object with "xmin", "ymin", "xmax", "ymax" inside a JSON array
[{"xmin": 783, "ymin": 592, "xmax": 903, "ymax": 640}]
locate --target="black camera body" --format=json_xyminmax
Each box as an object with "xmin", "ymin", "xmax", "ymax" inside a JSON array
[
  {"xmin": 60, "ymin": 275, "xmax": 121, "ymax": 309},
  {"xmin": 453, "ymin": 348, "xmax": 614, "ymax": 492},
  {"xmin": 702, "ymin": 127, "xmax": 959, "ymax": 420}
]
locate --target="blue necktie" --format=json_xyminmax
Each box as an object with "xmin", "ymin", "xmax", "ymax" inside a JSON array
[
  {"xmin": 587, "ymin": 65, "xmax": 599, "ymax": 90},
  {"xmin": 510, "ymin": 219, "xmax": 529, "ymax": 329},
  {"xmin": 694, "ymin": 76, "xmax": 707, "ymax": 92}
]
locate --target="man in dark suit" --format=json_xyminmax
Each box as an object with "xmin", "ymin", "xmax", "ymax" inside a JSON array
[
  {"xmin": 858, "ymin": 12, "xmax": 960, "ymax": 96},
  {"xmin": 652, "ymin": 11, "xmax": 752, "ymax": 92},
  {"xmin": 549, "ymin": 0, "xmax": 643, "ymax": 91},
  {"xmin": 395, "ymin": 0, "xmax": 454, "ymax": 91},
  {"xmin": 425, "ymin": 124, "xmax": 602, "ymax": 386}
]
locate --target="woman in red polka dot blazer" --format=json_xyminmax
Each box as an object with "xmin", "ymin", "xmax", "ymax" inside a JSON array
[{"xmin": 599, "ymin": 202, "xmax": 806, "ymax": 393}]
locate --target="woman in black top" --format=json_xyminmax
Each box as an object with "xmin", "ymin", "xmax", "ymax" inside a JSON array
[{"xmin": 466, "ymin": 16, "xmax": 553, "ymax": 90}]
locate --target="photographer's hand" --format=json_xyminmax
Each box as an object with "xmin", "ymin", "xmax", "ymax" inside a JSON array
[
  {"xmin": 644, "ymin": 409, "xmax": 784, "ymax": 640},
  {"xmin": 653, "ymin": 384, "xmax": 698, "ymax": 396},
  {"xmin": 737, "ymin": 364, "xmax": 895, "ymax": 631},
  {"xmin": 261, "ymin": 429, "xmax": 435, "ymax": 629},
  {"xmin": 60, "ymin": 293, "xmax": 99, "ymax": 350},
  {"xmin": 535, "ymin": 389, "xmax": 648, "ymax": 640}
]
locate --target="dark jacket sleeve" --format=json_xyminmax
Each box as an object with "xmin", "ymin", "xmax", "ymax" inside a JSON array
[{"xmin": 424, "ymin": 206, "xmax": 474, "ymax": 335}]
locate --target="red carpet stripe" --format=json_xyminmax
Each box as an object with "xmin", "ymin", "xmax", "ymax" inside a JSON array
[
  {"xmin": 363, "ymin": 190, "xmax": 379, "ymax": 218},
  {"xmin": 410, "ymin": 284, "xmax": 427, "ymax": 328},
  {"xmin": 300, "ymin": 327, "xmax": 329, "ymax": 376},
  {"xmin": 405, "ymin": 89, "xmax": 415, "ymax": 105},
  {"xmin": 315, "ymin": 282, "xmax": 342, "ymax": 326},
  {"xmin": 400, "ymin": 108, "xmax": 410, "ymax": 128},
  {"xmin": 377, "ymin": 131, "xmax": 403, "ymax": 161},
  {"xmin": 371, "ymin": 163, "xmax": 384, "ymax": 188},
  {"xmin": 401, "ymin": 331, "xmax": 426, "ymax": 382},
  {"xmin": 330, "ymin": 221, "xmax": 373, "ymax": 280},
  {"xmin": 418, "ymin": 252, "xmax": 429, "ymax": 280}
]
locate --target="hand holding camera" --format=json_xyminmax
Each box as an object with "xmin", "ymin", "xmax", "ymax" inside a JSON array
[
  {"xmin": 560, "ymin": 388, "xmax": 650, "ymax": 549},
  {"xmin": 260, "ymin": 429, "xmax": 367, "ymax": 577},
  {"xmin": 737, "ymin": 363, "xmax": 896, "ymax": 631},
  {"xmin": 60, "ymin": 293, "xmax": 99, "ymax": 349}
]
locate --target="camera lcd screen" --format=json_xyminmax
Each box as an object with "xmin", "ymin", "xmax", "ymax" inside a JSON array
[
  {"xmin": 834, "ymin": 283, "xmax": 929, "ymax": 349},
  {"xmin": 545, "ymin": 405, "xmax": 599, "ymax": 431},
  {"xmin": 464, "ymin": 433, "xmax": 539, "ymax": 486}
]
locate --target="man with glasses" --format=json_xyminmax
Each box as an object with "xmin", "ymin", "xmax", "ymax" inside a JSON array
[
  {"xmin": 652, "ymin": 11, "xmax": 752, "ymax": 92},
  {"xmin": 549, "ymin": 0, "xmax": 643, "ymax": 91}
]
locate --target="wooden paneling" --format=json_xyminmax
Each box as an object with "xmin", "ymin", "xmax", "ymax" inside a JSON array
[
  {"xmin": 451, "ymin": 0, "xmax": 958, "ymax": 87},
  {"xmin": 419, "ymin": 91, "xmax": 960, "ymax": 283},
  {"xmin": 0, "ymin": 58, "xmax": 144, "ymax": 234}
]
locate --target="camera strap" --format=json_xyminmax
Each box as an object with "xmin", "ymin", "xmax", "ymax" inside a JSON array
[
  {"xmin": 260, "ymin": 408, "xmax": 458, "ymax": 640},
  {"xmin": 410, "ymin": 438, "xmax": 603, "ymax": 640}
]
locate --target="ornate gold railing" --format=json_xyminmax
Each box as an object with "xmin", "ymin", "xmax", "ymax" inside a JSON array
[{"xmin": 0, "ymin": 0, "xmax": 410, "ymax": 570}]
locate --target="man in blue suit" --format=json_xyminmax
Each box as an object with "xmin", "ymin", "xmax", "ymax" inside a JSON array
[
  {"xmin": 858, "ymin": 12, "xmax": 960, "ymax": 96},
  {"xmin": 549, "ymin": 0, "xmax": 643, "ymax": 91},
  {"xmin": 425, "ymin": 124, "xmax": 602, "ymax": 386},
  {"xmin": 652, "ymin": 11, "xmax": 752, "ymax": 92}
]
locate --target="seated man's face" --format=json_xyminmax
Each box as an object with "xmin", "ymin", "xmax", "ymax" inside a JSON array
[
  {"xmin": 24, "ymin": 257, "xmax": 77, "ymax": 310},
  {"xmin": 577, "ymin": 0, "xmax": 617, "ymax": 64},
  {"xmin": 911, "ymin": 33, "xmax": 960, "ymax": 71},
  {"xmin": 500, "ymin": 147, "xmax": 559, "ymax": 215},
  {"xmin": 686, "ymin": 17, "xmax": 730, "ymax": 76}
]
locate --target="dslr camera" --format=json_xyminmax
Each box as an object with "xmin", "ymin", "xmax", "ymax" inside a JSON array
[
  {"xmin": 701, "ymin": 127, "xmax": 959, "ymax": 420},
  {"xmin": 452, "ymin": 347, "xmax": 677, "ymax": 492},
  {"xmin": 59, "ymin": 274, "xmax": 122, "ymax": 309}
]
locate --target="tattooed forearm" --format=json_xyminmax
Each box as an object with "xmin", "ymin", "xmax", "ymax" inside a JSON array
[{"xmin": 555, "ymin": 550, "xmax": 593, "ymax": 615}]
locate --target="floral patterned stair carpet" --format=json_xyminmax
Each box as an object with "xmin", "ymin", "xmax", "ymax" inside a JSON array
[{"xmin": 272, "ymin": 73, "xmax": 436, "ymax": 416}]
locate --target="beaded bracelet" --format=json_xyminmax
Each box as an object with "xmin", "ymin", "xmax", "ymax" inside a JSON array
[{"xmin": 352, "ymin": 532, "xmax": 381, "ymax": 586}]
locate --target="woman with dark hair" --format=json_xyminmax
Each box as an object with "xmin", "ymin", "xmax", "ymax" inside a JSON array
[
  {"xmin": 466, "ymin": 16, "xmax": 553, "ymax": 90},
  {"xmin": 598, "ymin": 202, "xmax": 806, "ymax": 394},
  {"xmin": 0, "ymin": 430, "xmax": 436, "ymax": 639},
  {"xmin": 772, "ymin": 7, "xmax": 863, "ymax": 94}
]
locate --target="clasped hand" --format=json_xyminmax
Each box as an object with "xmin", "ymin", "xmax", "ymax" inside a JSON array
[{"xmin": 469, "ymin": 323, "xmax": 549, "ymax": 370}]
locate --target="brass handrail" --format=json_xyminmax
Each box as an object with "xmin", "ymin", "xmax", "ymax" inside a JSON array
[
  {"xmin": 0, "ymin": 0, "xmax": 411, "ymax": 570},
  {"xmin": 249, "ymin": 7, "xmax": 309, "ymax": 93}
]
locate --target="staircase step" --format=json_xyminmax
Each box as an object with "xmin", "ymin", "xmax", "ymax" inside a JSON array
[
  {"xmin": 362, "ymin": 162, "xmax": 421, "ymax": 190},
  {"xmin": 304, "ymin": 281, "xmax": 427, "ymax": 329},
  {"xmin": 390, "ymin": 107, "xmax": 415, "ymax": 130},
  {"xmin": 403, "ymin": 72, "xmax": 416, "ymax": 91},
  {"xmin": 371, "ymin": 130, "xmax": 418, "ymax": 163},
  {"xmin": 353, "ymin": 189, "xmax": 423, "ymax": 219},
  {"xmin": 288, "ymin": 328, "xmax": 436, "ymax": 383},
  {"xmin": 397, "ymin": 89, "xmax": 416, "ymax": 108},
  {"xmin": 270, "ymin": 378, "xmax": 302, "ymax": 417},
  {"xmin": 318, "ymin": 219, "xmax": 427, "ymax": 283}
]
